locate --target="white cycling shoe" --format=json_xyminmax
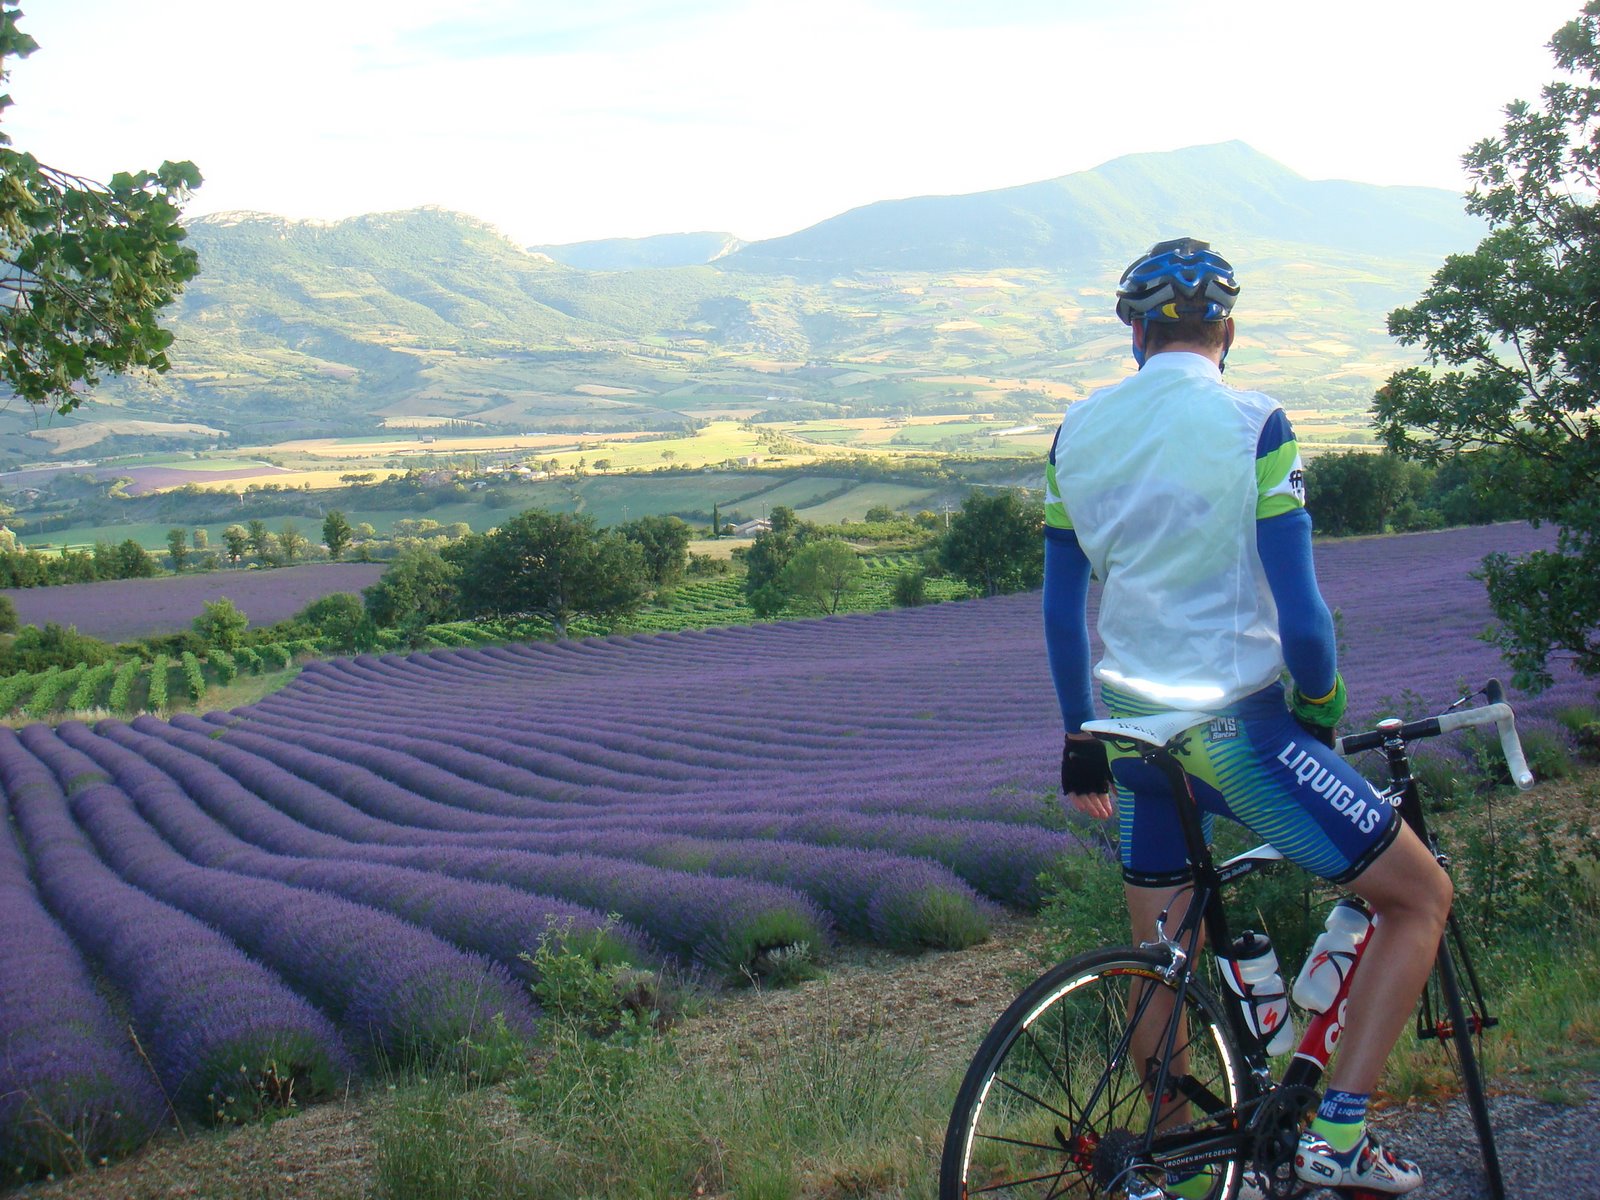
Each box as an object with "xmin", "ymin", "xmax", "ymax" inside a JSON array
[{"xmin": 1294, "ymin": 1130, "xmax": 1424, "ymax": 1194}]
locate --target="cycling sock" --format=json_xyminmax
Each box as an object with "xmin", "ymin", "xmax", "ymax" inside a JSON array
[
  {"xmin": 1164, "ymin": 1166, "xmax": 1215, "ymax": 1199},
  {"xmin": 1310, "ymin": 1088, "xmax": 1368, "ymax": 1154}
]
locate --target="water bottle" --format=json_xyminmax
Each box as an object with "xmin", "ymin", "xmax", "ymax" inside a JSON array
[
  {"xmin": 1292, "ymin": 899, "xmax": 1373, "ymax": 1014},
  {"xmin": 1218, "ymin": 931, "xmax": 1296, "ymax": 1055}
]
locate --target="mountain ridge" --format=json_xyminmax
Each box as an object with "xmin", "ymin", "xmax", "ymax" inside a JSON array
[{"xmin": 0, "ymin": 142, "xmax": 1484, "ymax": 462}]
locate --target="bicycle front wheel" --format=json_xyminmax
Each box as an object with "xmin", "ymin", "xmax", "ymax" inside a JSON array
[
  {"xmin": 940, "ymin": 947, "xmax": 1249, "ymax": 1200},
  {"xmin": 1419, "ymin": 919, "xmax": 1506, "ymax": 1200}
]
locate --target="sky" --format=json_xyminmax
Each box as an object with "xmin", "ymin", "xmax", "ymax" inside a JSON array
[{"xmin": 2, "ymin": 0, "xmax": 1587, "ymax": 247}]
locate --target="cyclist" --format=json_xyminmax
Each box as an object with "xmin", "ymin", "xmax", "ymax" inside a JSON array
[{"xmin": 1041, "ymin": 238, "xmax": 1453, "ymax": 1197}]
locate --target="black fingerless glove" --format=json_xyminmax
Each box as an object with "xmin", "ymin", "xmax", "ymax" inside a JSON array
[{"xmin": 1061, "ymin": 735, "xmax": 1112, "ymax": 795}]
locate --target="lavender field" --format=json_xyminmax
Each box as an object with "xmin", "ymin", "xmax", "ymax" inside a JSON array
[
  {"xmin": 2, "ymin": 563, "xmax": 386, "ymax": 642},
  {"xmin": 1, "ymin": 521, "xmax": 1593, "ymax": 1176}
]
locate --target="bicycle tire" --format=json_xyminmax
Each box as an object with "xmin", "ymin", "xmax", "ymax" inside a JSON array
[
  {"xmin": 940, "ymin": 946, "xmax": 1249, "ymax": 1200},
  {"xmin": 1422, "ymin": 926, "xmax": 1506, "ymax": 1200}
]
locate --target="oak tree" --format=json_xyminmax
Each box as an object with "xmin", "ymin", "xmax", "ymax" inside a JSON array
[{"xmin": 1, "ymin": 4, "xmax": 202, "ymax": 412}]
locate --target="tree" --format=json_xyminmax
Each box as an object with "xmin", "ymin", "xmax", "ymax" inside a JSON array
[
  {"xmin": 191, "ymin": 528, "xmax": 208, "ymax": 552},
  {"xmin": 741, "ymin": 505, "xmax": 809, "ymax": 616},
  {"xmin": 0, "ymin": 5, "xmax": 202, "ymax": 413},
  {"xmin": 293, "ymin": 592, "xmax": 373, "ymax": 653},
  {"xmin": 1302, "ymin": 451, "xmax": 1430, "ymax": 536},
  {"xmin": 938, "ymin": 489, "xmax": 1044, "ymax": 597},
  {"xmin": 246, "ymin": 519, "xmax": 270, "ymax": 559},
  {"xmin": 165, "ymin": 527, "xmax": 189, "ymax": 571},
  {"xmin": 780, "ymin": 539, "xmax": 864, "ymax": 615},
  {"xmin": 362, "ymin": 548, "xmax": 461, "ymax": 629},
  {"xmin": 618, "ymin": 514, "xmax": 693, "ymax": 589},
  {"xmin": 192, "ymin": 598, "xmax": 248, "ymax": 651},
  {"xmin": 113, "ymin": 538, "xmax": 153, "ymax": 578},
  {"xmin": 455, "ymin": 509, "xmax": 647, "ymax": 638},
  {"xmin": 322, "ymin": 510, "xmax": 353, "ymax": 561},
  {"xmin": 277, "ymin": 520, "xmax": 308, "ymax": 563},
  {"xmin": 222, "ymin": 524, "xmax": 249, "ymax": 565},
  {"xmin": 1374, "ymin": 2, "xmax": 1600, "ymax": 689}
]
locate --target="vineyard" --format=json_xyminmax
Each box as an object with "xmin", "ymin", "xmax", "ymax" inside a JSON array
[{"xmin": 1, "ymin": 522, "xmax": 1593, "ymax": 1180}]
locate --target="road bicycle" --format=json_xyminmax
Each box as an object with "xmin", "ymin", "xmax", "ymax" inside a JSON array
[{"xmin": 940, "ymin": 680, "xmax": 1534, "ymax": 1200}]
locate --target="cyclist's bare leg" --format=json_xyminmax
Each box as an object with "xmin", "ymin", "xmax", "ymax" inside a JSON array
[
  {"xmin": 1127, "ymin": 881, "xmax": 1206, "ymax": 1128},
  {"xmin": 1330, "ymin": 820, "xmax": 1453, "ymax": 1093}
]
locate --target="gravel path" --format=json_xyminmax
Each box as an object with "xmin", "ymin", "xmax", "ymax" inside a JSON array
[{"xmin": 1365, "ymin": 1082, "xmax": 1600, "ymax": 1199}]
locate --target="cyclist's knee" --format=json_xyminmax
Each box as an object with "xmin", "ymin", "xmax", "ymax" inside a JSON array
[{"xmin": 1350, "ymin": 833, "xmax": 1452, "ymax": 927}]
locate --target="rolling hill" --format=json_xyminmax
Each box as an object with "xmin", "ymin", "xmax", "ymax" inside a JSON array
[{"xmin": 1, "ymin": 142, "xmax": 1485, "ymax": 464}]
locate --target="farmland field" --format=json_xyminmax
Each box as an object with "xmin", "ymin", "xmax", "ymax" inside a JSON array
[
  {"xmin": 0, "ymin": 521, "xmax": 1592, "ymax": 1178},
  {"xmin": 22, "ymin": 468, "xmax": 923, "ymax": 554}
]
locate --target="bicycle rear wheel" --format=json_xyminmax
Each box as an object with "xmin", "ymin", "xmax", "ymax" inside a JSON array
[
  {"xmin": 940, "ymin": 947, "xmax": 1249, "ymax": 1200},
  {"xmin": 1418, "ymin": 919, "xmax": 1506, "ymax": 1200}
]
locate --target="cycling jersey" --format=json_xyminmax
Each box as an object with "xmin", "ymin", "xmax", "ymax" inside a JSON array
[
  {"xmin": 1042, "ymin": 350, "xmax": 1395, "ymax": 886},
  {"xmin": 1045, "ymin": 351, "xmax": 1305, "ymax": 709}
]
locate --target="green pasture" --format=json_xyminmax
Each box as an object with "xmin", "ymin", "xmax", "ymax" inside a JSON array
[
  {"xmin": 795, "ymin": 482, "xmax": 939, "ymax": 523},
  {"xmin": 21, "ymin": 520, "xmax": 258, "ymax": 554},
  {"xmin": 724, "ymin": 476, "xmax": 854, "ymax": 517},
  {"xmin": 24, "ymin": 469, "xmax": 908, "ymax": 551}
]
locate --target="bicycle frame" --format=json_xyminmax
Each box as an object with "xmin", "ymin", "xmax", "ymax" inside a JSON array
[{"xmin": 1121, "ymin": 743, "xmax": 1351, "ymax": 1174}]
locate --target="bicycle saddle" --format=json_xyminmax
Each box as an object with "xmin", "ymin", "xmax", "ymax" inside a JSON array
[{"xmin": 1081, "ymin": 711, "xmax": 1217, "ymax": 749}]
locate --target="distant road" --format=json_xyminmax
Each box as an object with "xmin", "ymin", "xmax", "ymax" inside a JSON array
[{"xmin": 2, "ymin": 563, "xmax": 387, "ymax": 642}]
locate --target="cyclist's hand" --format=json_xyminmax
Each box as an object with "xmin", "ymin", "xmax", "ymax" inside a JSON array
[
  {"xmin": 1062, "ymin": 734, "xmax": 1114, "ymax": 820},
  {"xmin": 1291, "ymin": 673, "xmax": 1346, "ymax": 748}
]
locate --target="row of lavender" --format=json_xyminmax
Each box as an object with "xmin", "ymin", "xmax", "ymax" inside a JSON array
[{"xmin": 2, "ymin": 522, "xmax": 1590, "ymax": 1175}]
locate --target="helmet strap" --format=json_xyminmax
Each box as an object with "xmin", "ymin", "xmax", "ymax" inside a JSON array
[
  {"xmin": 1131, "ymin": 319, "xmax": 1149, "ymax": 368},
  {"xmin": 1218, "ymin": 318, "xmax": 1235, "ymax": 374}
]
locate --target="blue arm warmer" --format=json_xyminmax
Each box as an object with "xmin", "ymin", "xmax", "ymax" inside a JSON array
[
  {"xmin": 1043, "ymin": 530, "xmax": 1096, "ymax": 731},
  {"xmin": 1257, "ymin": 507, "xmax": 1337, "ymax": 698}
]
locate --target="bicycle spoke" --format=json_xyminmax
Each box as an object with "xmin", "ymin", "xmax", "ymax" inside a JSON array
[{"xmin": 943, "ymin": 952, "xmax": 1246, "ymax": 1200}]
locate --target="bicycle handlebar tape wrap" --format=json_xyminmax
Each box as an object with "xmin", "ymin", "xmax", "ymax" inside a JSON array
[{"xmin": 1061, "ymin": 735, "xmax": 1112, "ymax": 796}]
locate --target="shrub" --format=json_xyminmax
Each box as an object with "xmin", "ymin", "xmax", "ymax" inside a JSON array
[
  {"xmin": 193, "ymin": 598, "xmax": 249, "ymax": 652},
  {"xmin": 209, "ymin": 649, "xmax": 237, "ymax": 686},
  {"xmin": 135, "ymin": 630, "xmax": 206, "ymax": 659},
  {"xmin": 0, "ymin": 669, "xmax": 39, "ymax": 715},
  {"xmin": 292, "ymin": 592, "xmax": 373, "ymax": 652},
  {"xmin": 234, "ymin": 645, "xmax": 263, "ymax": 674},
  {"xmin": 0, "ymin": 624, "xmax": 116, "ymax": 675},
  {"xmin": 107, "ymin": 659, "xmax": 140, "ymax": 714},
  {"xmin": 891, "ymin": 568, "xmax": 928, "ymax": 607},
  {"xmin": 0, "ymin": 594, "xmax": 16, "ymax": 635},
  {"xmin": 67, "ymin": 661, "xmax": 117, "ymax": 711},
  {"xmin": 146, "ymin": 656, "xmax": 169, "ymax": 710},
  {"xmin": 685, "ymin": 552, "xmax": 729, "ymax": 577},
  {"xmin": 24, "ymin": 664, "xmax": 76, "ymax": 720},
  {"xmin": 180, "ymin": 652, "xmax": 206, "ymax": 703},
  {"xmin": 522, "ymin": 916, "xmax": 663, "ymax": 1038},
  {"xmin": 257, "ymin": 643, "xmax": 292, "ymax": 671}
]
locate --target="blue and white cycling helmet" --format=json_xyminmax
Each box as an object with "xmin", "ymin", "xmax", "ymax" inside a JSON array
[{"xmin": 1115, "ymin": 237, "xmax": 1240, "ymax": 326}]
